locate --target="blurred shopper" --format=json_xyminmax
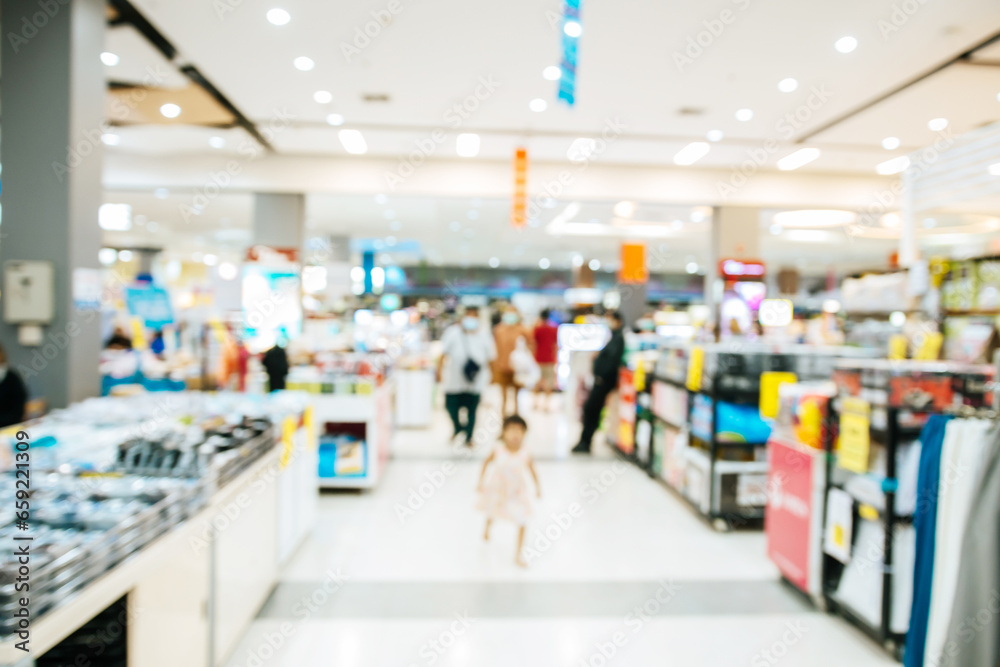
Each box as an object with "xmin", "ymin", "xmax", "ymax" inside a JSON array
[
  {"xmin": 105, "ymin": 325, "xmax": 133, "ymax": 350},
  {"xmin": 262, "ymin": 341, "xmax": 290, "ymax": 392},
  {"xmin": 438, "ymin": 306, "xmax": 496, "ymax": 446},
  {"xmin": 477, "ymin": 414, "xmax": 541, "ymax": 568},
  {"xmin": 493, "ymin": 307, "xmax": 533, "ymax": 416},
  {"xmin": 532, "ymin": 309, "xmax": 559, "ymax": 411},
  {"xmin": 572, "ymin": 311, "xmax": 626, "ymax": 454},
  {"xmin": 217, "ymin": 326, "xmax": 250, "ymax": 391},
  {"xmin": 150, "ymin": 330, "xmax": 166, "ymax": 356},
  {"xmin": 0, "ymin": 343, "xmax": 28, "ymax": 428}
]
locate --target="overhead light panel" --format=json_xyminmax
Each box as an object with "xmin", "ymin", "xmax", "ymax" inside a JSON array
[
  {"xmin": 835, "ymin": 36, "xmax": 858, "ymax": 53},
  {"xmin": 338, "ymin": 129, "xmax": 367, "ymax": 154},
  {"xmin": 489, "ymin": 257, "xmax": 500, "ymax": 268},
  {"xmin": 209, "ymin": 136, "xmax": 225, "ymax": 149},
  {"xmin": 881, "ymin": 136, "xmax": 900, "ymax": 150},
  {"xmin": 589, "ymin": 259, "xmax": 601, "ymax": 270},
  {"xmin": 529, "ymin": 98, "xmax": 548, "ymax": 112},
  {"xmin": 735, "ymin": 108, "xmax": 753, "ymax": 122},
  {"xmin": 266, "ymin": 8, "xmax": 290, "ymax": 25},
  {"xmin": 326, "ymin": 113, "xmax": 345, "ymax": 126},
  {"xmin": 777, "ymin": 78, "xmax": 798, "ymax": 93},
  {"xmin": 927, "ymin": 118, "xmax": 948, "ymax": 131},
  {"xmin": 159, "ymin": 103, "xmax": 181, "ymax": 118},
  {"xmin": 293, "ymin": 56, "xmax": 315, "ymax": 71},
  {"xmin": 456, "ymin": 133, "xmax": 480, "ymax": 157},
  {"xmin": 567, "ymin": 138, "xmax": 596, "ymax": 163},
  {"xmin": 99, "ymin": 203, "xmax": 132, "ymax": 231},
  {"xmin": 706, "ymin": 130, "xmax": 724, "ymax": 142},
  {"xmin": 101, "ymin": 133, "xmax": 120, "ymax": 146},
  {"xmin": 614, "ymin": 201, "xmax": 637, "ymax": 218},
  {"xmin": 100, "ymin": 52, "xmax": 119, "ymax": 66},
  {"xmin": 564, "ymin": 20, "xmax": 582, "ymax": 37},
  {"xmin": 543, "ymin": 66, "xmax": 561, "ymax": 81},
  {"xmin": 877, "ymin": 155, "xmax": 911, "ymax": 175},
  {"xmin": 673, "ymin": 142, "xmax": 710, "ymax": 166},
  {"xmin": 989, "ymin": 163, "xmax": 1000, "ymax": 176},
  {"xmin": 314, "ymin": 90, "xmax": 333, "ymax": 104},
  {"xmin": 777, "ymin": 147, "xmax": 820, "ymax": 171},
  {"xmin": 773, "ymin": 209, "xmax": 856, "ymax": 228}
]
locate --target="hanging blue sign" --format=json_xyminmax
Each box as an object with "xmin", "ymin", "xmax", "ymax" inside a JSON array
[{"xmin": 558, "ymin": 0, "xmax": 583, "ymax": 107}]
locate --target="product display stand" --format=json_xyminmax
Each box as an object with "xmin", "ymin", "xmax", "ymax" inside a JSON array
[{"xmin": 314, "ymin": 381, "xmax": 394, "ymax": 489}]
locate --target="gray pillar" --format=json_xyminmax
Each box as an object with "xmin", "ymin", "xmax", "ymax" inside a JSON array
[
  {"xmin": 253, "ymin": 193, "xmax": 305, "ymax": 251},
  {"xmin": 0, "ymin": 0, "xmax": 105, "ymax": 407},
  {"xmin": 619, "ymin": 283, "xmax": 648, "ymax": 329}
]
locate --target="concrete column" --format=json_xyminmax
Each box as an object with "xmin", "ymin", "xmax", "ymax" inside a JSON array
[
  {"xmin": 707, "ymin": 206, "xmax": 761, "ymax": 312},
  {"xmin": 0, "ymin": 0, "xmax": 106, "ymax": 407},
  {"xmin": 252, "ymin": 193, "xmax": 305, "ymax": 251}
]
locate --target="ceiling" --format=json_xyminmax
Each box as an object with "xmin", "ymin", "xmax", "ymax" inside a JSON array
[{"xmin": 93, "ymin": 0, "xmax": 1000, "ymax": 275}]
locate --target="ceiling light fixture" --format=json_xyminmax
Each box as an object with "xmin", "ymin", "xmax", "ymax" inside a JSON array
[
  {"xmin": 338, "ymin": 129, "xmax": 367, "ymax": 154},
  {"xmin": 928, "ymin": 117, "xmax": 948, "ymax": 131},
  {"xmin": 98, "ymin": 248, "xmax": 118, "ymax": 266},
  {"xmin": 209, "ymin": 136, "xmax": 225, "ymax": 149},
  {"xmin": 543, "ymin": 65, "xmax": 561, "ymax": 81},
  {"xmin": 456, "ymin": 133, "xmax": 480, "ymax": 157},
  {"xmin": 564, "ymin": 20, "xmax": 582, "ymax": 37},
  {"xmin": 326, "ymin": 113, "xmax": 345, "ymax": 126},
  {"xmin": 203, "ymin": 254, "xmax": 219, "ymax": 266},
  {"xmin": 118, "ymin": 250, "xmax": 133, "ymax": 262},
  {"xmin": 614, "ymin": 201, "xmax": 637, "ymax": 218},
  {"xmin": 706, "ymin": 130, "xmax": 724, "ymax": 142},
  {"xmin": 314, "ymin": 90, "xmax": 333, "ymax": 104},
  {"xmin": 777, "ymin": 147, "xmax": 820, "ymax": 171},
  {"xmin": 989, "ymin": 163, "xmax": 1000, "ymax": 176},
  {"xmin": 773, "ymin": 209, "xmax": 856, "ymax": 228},
  {"xmin": 98, "ymin": 203, "xmax": 131, "ymax": 231},
  {"xmin": 100, "ymin": 52, "xmax": 119, "ymax": 66},
  {"xmin": 777, "ymin": 78, "xmax": 798, "ymax": 93},
  {"xmin": 293, "ymin": 56, "xmax": 315, "ymax": 71},
  {"xmin": 529, "ymin": 98, "xmax": 548, "ymax": 112},
  {"xmin": 673, "ymin": 141, "xmax": 710, "ymax": 166},
  {"xmin": 218, "ymin": 262, "xmax": 239, "ymax": 280},
  {"xmin": 881, "ymin": 136, "xmax": 901, "ymax": 150},
  {"xmin": 735, "ymin": 108, "xmax": 754, "ymax": 122},
  {"xmin": 567, "ymin": 138, "xmax": 597, "ymax": 162},
  {"xmin": 266, "ymin": 8, "xmax": 290, "ymax": 25},
  {"xmin": 101, "ymin": 133, "xmax": 120, "ymax": 146},
  {"xmin": 877, "ymin": 155, "xmax": 911, "ymax": 175},
  {"xmin": 539, "ymin": 258, "xmax": 551, "ymax": 269},
  {"xmin": 489, "ymin": 257, "xmax": 500, "ymax": 268},
  {"xmin": 685, "ymin": 262, "xmax": 699, "ymax": 274},
  {"xmin": 588, "ymin": 259, "xmax": 601, "ymax": 270},
  {"xmin": 835, "ymin": 36, "xmax": 858, "ymax": 53},
  {"xmin": 159, "ymin": 103, "xmax": 181, "ymax": 118}
]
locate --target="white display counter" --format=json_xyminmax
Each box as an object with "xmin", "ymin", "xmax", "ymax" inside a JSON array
[
  {"xmin": 0, "ymin": 415, "xmax": 318, "ymax": 667},
  {"xmin": 314, "ymin": 382, "xmax": 394, "ymax": 490}
]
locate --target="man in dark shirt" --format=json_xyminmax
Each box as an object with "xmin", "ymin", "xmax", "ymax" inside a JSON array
[
  {"xmin": 573, "ymin": 311, "xmax": 625, "ymax": 454},
  {"xmin": 261, "ymin": 343, "xmax": 290, "ymax": 392},
  {"xmin": 0, "ymin": 343, "xmax": 28, "ymax": 428}
]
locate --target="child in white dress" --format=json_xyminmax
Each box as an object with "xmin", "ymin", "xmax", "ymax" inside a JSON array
[{"xmin": 477, "ymin": 415, "xmax": 541, "ymax": 567}]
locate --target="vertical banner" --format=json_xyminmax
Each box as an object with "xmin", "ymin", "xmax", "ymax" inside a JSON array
[
  {"xmin": 619, "ymin": 242, "xmax": 648, "ymax": 283},
  {"xmin": 511, "ymin": 147, "xmax": 529, "ymax": 228},
  {"xmin": 558, "ymin": 0, "xmax": 583, "ymax": 106}
]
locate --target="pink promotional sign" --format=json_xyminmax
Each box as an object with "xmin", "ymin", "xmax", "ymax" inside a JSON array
[{"xmin": 765, "ymin": 437, "xmax": 815, "ymax": 593}]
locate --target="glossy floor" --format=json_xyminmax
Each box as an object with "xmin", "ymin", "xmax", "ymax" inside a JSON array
[{"xmin": 225, "ymin": 388, "xmax": 898, "ymax": 666}]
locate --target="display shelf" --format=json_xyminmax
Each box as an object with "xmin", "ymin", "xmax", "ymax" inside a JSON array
[{"xmin": 315, "ymin": 381, "xmax": 394, "ymax": 490}]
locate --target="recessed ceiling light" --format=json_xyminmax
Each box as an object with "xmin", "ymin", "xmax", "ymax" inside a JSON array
[
  {"xmin": 100, "ymin": 52, "xmax": 119, "ymax": 66},
  {"xmin": 564, "ymin": 21, "xmax": 582, "ymax": 37},
  {"xmin": 456, "ymin": 133, "xmax": 480, "ymax": 157},
  {"xmin": 989, "ymin": 163, "xmax": 1000, "ymax": 176},
  {"xmin": 529, "ymin": 98, "xmax": 548, "ymax": 112},
  {"xmin": 338, "ymin": 129, "xmax": 367, "ymax": 154},
  {"xmin": 98, "ymin": 248, "xmax": 118, "ymax": 266},
  {"xmin": 928, "ymin": 117, "xmax": 948, "ymax": 131},
  {"xmin": 203, "ymin": 253, "xmax": 218, "ymax": 266},
  {"xmin": 673, "ymin": 141, "xmax": 710, "ymax": 166},
  {"xmin": 588, "ymin": 259, "xmax": 601, "ymax": 271},
  {"xmin": 877, "ymin": 155, "xmax": 911, "ymax": 175},
  {"xmin": 572, "ymin": 254, "xmax": 584, "ymax": 267},
  {"xmin": 160, "ymin": 103, "xmax": 181, "ymax": 118},
  {"xmin": 835, "ymin": 36, "xmax": 858, "ymax": 53},
  {"xmin": 489, "ymin": 257, "xmax": 500, "ymax": 268},
  {"xmin": 209, "ymin": 136, "xmax": 225, "ymax": 149},
  {"xmin": 735, "ymin": 108, "xmax": 754, "ymax": 122},
  {"xmin": 293, "ymin": 56, "xmax": 315, "ymax": 71},
  {"xmin": 154, "ymin": 188, "xmax": 169, "ymax": 199},
  {"xmin": 266, "ymin": 8, "xmax": 290, "ymax": 25},
  {"xmin": 118, "ymin": 250, "xmax": 133, "ymax": 262},
  {"xmin": 777, "ymin": 78, "xmax": 798, "ymax": 93},
  {"xmin": 773, "ymin": 209, "xmax": 856, "ymax": 228},
  {"xmin": 881, "ymin": 136, "xmax": 901, "ymax": 150},
  {"xmin": 314, "ymin": 90, "xmax": 333, "ymax": 104},
  {"xmin": 614, "ymin": 201, "xmax": 637, "ymax": 218},
  {"xmin": 706, "ymin": 130, "xmax": 724, "ymax": 142},
  {"xmin": 326, "ymin": 113, "xmax": 345, "ymax": 126},
  {"xmin": 218, "ymin": 262, "xmax": 238, "ymax": 280},
  {"xmin": 99, "ymin": 203, "xmax": 131, "ymax": 231},
  {"xmin": 685, "ymin": 262, "xmax": 699, "ymax": 274},
  {"xmin": 539, "ymin": 258, "xmax": 551, "ymax": 269},
  {"xmin": 101, "ymin": 133, "xmax": 120, "ymax": 146},
  {"xmin": 543, "ymin": 65, "xmax": 561, "ymax": 81},
  {"xmin": 777, "ymin": 147, "xmax": 820, "ymax": 171}
]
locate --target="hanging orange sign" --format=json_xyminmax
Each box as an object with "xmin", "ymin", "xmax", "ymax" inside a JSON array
[
  {"xmin": 619, "ymin": 242, "xmax": 648, "ymax": 283},
  {"xmin": 511, "ymin": 147, "xmax": 528, "ymax": 228}
]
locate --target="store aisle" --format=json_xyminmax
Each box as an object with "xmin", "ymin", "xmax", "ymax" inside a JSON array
[{"xmin": 225, "ymin": 391, "xmax": 897, "ymax": 667}]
